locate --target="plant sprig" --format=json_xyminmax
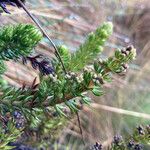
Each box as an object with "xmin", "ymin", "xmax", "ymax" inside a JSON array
[{"xmin": 0, "ymin": 21, "xmax": 137, "ymax": 149}]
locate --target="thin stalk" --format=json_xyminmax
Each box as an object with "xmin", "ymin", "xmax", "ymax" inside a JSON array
[
  {"xmin": 76, "ymin": 112, "xmax": 85, "ymax": 145},
  {"xmin": 16, "ymin": 0, "xmax": 67, "ymax": 74}
]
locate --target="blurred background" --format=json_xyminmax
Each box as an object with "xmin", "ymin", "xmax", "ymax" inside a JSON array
[{"xmin": 0, "ymin": 0, "xmax": 150, "ymax": 149}]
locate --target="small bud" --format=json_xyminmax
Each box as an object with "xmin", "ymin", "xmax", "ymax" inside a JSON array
[
  {"xmin": 58, "ymin": 45, "xmax": 69, "ymax": 55},
  {"xmin": 146, "ymin": 125, "xmax": 150, "ymax": 133},
  {"xmin": 121, "ymin": 53, "xmax": 127, "ymax": 58},
  {"xmin": 93, "ymin": 74, "xmax": 98, "ymax": 78},
  {"xmin": 113, "ymin": 135, "xmax": 123, "ymax": 145},
  {"xmin": 122, "ymin": 64, "xmax": 129, "ymax": 69},
  {"xmin": 131, "ymin": 47, "xmax": 137, "ymax": 59},
  {"xmin": 83, "ymin": 67, "xmax": 88, "ymax": 72},
  {"xmin": 95, "ymin": 79, "xmax": 100, "ymax": 85},
  {"xmin": 126, "ymin": 50, "xmax": 130, "ymax": 55},
  {"xmin": 126, "ymin": 45, "xmax": 133, "ymax": 51},
  {"xmin": 49, "ymin": 73, "xmax": 57, "ymax": 82},
  {"xmin": 92, "ymin": 142, "xmax": 102, "ymax": 150},
  {"xmin": 65, "ymin": 74, "xmax": 72, "ymax": 80},
  {"xmin": 53, "ymin": 77, "xmax": 57, "ymax": 82},
  {"xmin": 98, "ymin": 58, "xmax": 104, "ymax": 64},
  {"xmin": 128, "ymin": 139, "xmax": 135, "ymax": 148},
  {"xmin": 54, "ymin": 74, "xmax": 58, "ymax": 78},
  {"xmin": 134, "ymin": 144, "xmax": 143, "ymax": 150},
  {"xmin": 121, "ymin": 49, "xmax": 127, "ymax": 56},
  {"xmin": 83, "ymin": 66, "xmax": 93, "ymax": 73},
  {"xmin": 49, "ymin": 74, "xmax": 54, "ymax": 79},
  {"xmin": 69, "ymin": 72, "xmax": 76, "ymax": 78},
  {"xmin": 76, "ymin": 74, "xmax": 84, "ymax": 83},
  {"xmin": 137, "ymin": 125, "xmax": 145, "ymax": 135}
]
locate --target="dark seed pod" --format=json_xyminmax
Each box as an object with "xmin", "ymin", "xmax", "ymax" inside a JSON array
[
  {"xmin": 122, "ymin": 64, "xmax": 129, "ymax": 69},
  {"xmin": 137, "ymin": 125, "xmax": 145, "ymax": 135},
  {"xmin": 121, "ymin": 49, "xmax": 127, "ymax": 56},
  {"xmin": 127, "ymin": 139, "xmax": 135, "ymax": 148},
  {"xmin": 113, "ymin": 135, "xmax": 123, "ymax": 145},
  {"xmin": 126, "ymin": 45, "xmax": 133, "ymax": 51},
  {"xmin": 134, "ymin": 144, "xmax": 143, "ymax": 150},
  {"xmin": 92, "ymin": 142, "xmax": 102, "ymax": 150}
]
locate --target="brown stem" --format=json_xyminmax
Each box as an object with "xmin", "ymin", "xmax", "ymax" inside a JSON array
[
  {"xmin": 76, "ymin": 112, "xmax": 85, "ymax": 145},
  {"xmin": 16, "ymin": 0, "xmax": 67, "ymax": 74}
]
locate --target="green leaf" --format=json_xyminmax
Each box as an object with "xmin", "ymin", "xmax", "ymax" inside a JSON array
[
  {"xmin": 54, "ymin": 105, "xmax": 67, "ymax": 117},
  {"xmin": 81, "ymin": 96, "xmax": 91, "ymax": 105},
  {"xmin": 92, "ymin": 86, "xmax": 103, "ymax": 96}
]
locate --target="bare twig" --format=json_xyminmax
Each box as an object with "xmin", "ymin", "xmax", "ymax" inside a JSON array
[{"xmin": 76, "ymin": 112, "xmax": 85, "ymax": 145}]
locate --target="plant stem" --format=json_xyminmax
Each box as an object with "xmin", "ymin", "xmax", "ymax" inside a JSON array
[
  {"xmin": 76, "ymin": 112, "xmax": 85, "ymax": 145},
  {"xmin": 16, "ymin": 0, "xmax": 67, "ymax": 74}
]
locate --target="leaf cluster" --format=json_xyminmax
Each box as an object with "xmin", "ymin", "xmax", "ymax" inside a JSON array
[{"xmin": 0, "ymin": 22, "xmax": 137, "ymax": 149}]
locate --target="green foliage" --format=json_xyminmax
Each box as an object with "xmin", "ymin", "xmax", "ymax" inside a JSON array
[
  {"xmin": 0, "ymin": 85, "xmax": 35, "ymax": 111},
  {"xmin": 0, "ymin": 21, "xmax": 138, "ymax": 149},
  {"xmin": 0, "ymin": 60, "xmax": 6, "ymax": 75},
  {"xmin": 0, "ymin": 24, "xmax": 136, "ymax": 114},
  {"xmin": 57, "ymin": 45, "xmax": 71, "ymax": 69},
  {"xmin": 68, "ymin": 22, "xmax": 113, "ymax": 71},
  {"xmin": 0, "ymin": 121, "xmax": 22, "ymax": 150},
  {"xmin": 0, "ymin": 24, "xmax": 42, "ymax": 60},
  {"xmin": 0, "ymin": 45, "xmax": 136, "ymax": 118}
]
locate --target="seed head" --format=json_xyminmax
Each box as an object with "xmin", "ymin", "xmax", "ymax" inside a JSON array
[
  {"xmin": 92, "ymin": 142, "xmax": 102, "ymax": 150},
  {"xmin": 113, "ymin": 135, "xmax": 123, "ymax": 145},
  {"xmin": 128, "ymin": 139, "xmax": 135, "ymax": 148},
  {"xmin": 134, "ymin": 144, "xmax": 143, "ymax": 150},
  {"xmin": 137, "ymin": 125, "xmax": 145, "ymax": 135}
]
